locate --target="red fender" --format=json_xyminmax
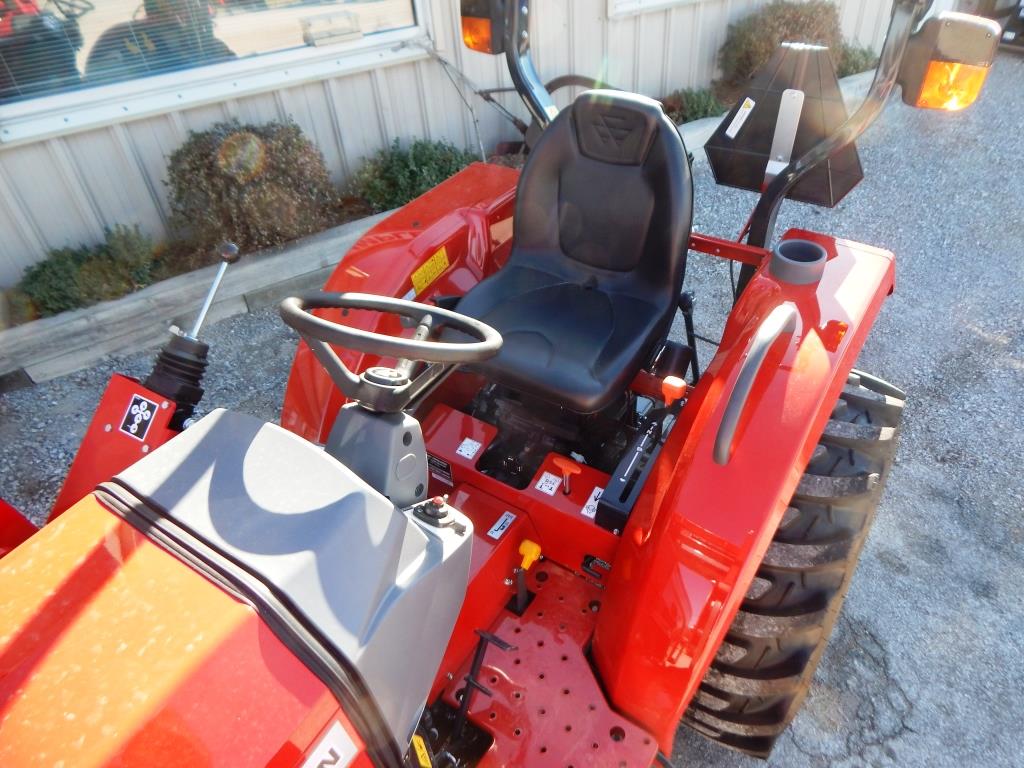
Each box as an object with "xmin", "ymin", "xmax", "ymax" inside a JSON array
[{"xmin": 591, "ymin": 230, "xmax": 896, "ymax": 751}]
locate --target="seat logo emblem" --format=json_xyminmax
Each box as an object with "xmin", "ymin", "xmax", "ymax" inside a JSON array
[{"xmin": 594, "ymin": 114, "xmax": 634, "ymax": 147}]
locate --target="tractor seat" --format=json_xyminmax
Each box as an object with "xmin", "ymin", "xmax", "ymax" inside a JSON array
[{"xmin": 455, "ymin": 90, "xmax": 693, "ymax": 413}]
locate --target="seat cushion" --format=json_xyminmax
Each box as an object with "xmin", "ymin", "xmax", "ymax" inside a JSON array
[
  {"xmin": 455, "ymin": 260, "xmax": 668, "ymax": 413},
  {"xmin": 453, "ymin": 89, "xmax": 692, "ymax": 414}
]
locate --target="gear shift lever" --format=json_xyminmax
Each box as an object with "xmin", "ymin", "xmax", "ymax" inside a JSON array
[
  {"xmin": 189, "ymin": 241, "xmax": 240, "ymax": 339},
  {"xmin": 144, "ymin": 242, "xmax": 240, "ymax": 429}
]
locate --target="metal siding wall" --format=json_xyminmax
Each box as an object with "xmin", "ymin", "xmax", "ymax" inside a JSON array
[{"xmin": 0, "ymin": 0, "xmax": 893, "ymax": 285}]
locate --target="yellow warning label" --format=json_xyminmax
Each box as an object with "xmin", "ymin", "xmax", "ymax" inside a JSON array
[
  {"xmin": 411, "ymin": 246, "xmax": 450, "ymax": 295},
  {"xmin": 411, "ymin": 734, "xmax": 432, "ymax": 767}
]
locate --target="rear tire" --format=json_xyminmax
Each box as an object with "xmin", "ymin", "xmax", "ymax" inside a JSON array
[{"xmin": 683, "ymin": 370, "xmax": 906, "ymax": 757}]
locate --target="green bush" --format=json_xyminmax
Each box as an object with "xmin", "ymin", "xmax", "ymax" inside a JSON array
[
  {"xmin": 837, "ymin": 40, "xmax": 879, "ymax": 78},
  {"xmin": 165, "ymin": 120, "xmax": 339, "ymax": 255},
  {"xmin": 17, "ymin": 225, "xmax": 156, "ymax": 317},
  {"xmin": 18, "ymin": 245, "xmax": 90, "ymax": 316},
  {"xmin": 661, "ymin": 87, "xmax": 726, "ymax": 123},
  {"xmin": 351, "ymin": 139, "xmax": 478, "ymax": 212},
  {"xmin": 719, "ymin": 1, "xmax": 843, "ymax": 86}
]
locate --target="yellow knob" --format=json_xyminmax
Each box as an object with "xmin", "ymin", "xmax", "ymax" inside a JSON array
[{"xmin": 519, "ymin": 539, "xmax": 541, "ymax": 570}]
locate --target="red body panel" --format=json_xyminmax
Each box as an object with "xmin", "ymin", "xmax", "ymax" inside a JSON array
[
  {"xmin": 442, "ymin": 564, "xmax": 657, "ymax": 768},
  {"xmin": 279, "ymin": 164, "xmax": 897, "ymax": 759},
  {"xmin": 0, "ymin": 497, "xmax": 35, "ymax": 557},
  {"xmin": 282, "ymin": 163, "xmax": 519, "ymax": 444},
  {"xmin": 592, "ymin": 229, "xmax": 896, "ymax": 750},
  {"xmin": 50, "ymin": 374, "xmax": 179, "ymax": 521},
  {"xmin": 0, "ymin": 494, "xmax": 372, "ymax": 767}
]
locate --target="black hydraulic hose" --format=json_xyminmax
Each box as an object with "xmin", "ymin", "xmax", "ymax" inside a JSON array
[{"xmin": 655, "ymin": 751, "xmax": 679, "ymax": 768}]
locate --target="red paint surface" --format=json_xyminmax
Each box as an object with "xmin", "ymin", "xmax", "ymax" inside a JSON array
[
  {"xmin": 50, "ymin": 374, "xmax": 179, "ymax": 521},
  {"xmin": 442, "ymin": 564, "xmax": 657, "ymax": 768},
  {"xmin": 591, "ymin": 229, "xmax": 896, "ymax": 751},
  {"xmin": 0, "ymin": 497, "xmax": 35, "ymax": 558},
  {"xmin": 281, "ymin": 163, "xmax": 519, "ymax": 444},
  {"xmin": 0, "ymin": 494, "xmax": 371, "ymax": 767},
  {"xmin": 279, "ymin": 162, "xmax": 897, "ymax": 757}
]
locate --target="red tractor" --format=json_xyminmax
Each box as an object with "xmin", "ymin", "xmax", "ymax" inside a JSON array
[{"xmin": 0, "ymin": 2, "xmax": 1001, "ymax": 766}]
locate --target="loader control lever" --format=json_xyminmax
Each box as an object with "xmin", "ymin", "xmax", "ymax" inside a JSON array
[{"xmin": 280, "ymin": 291, "xmax": 502, "ymax": 413}]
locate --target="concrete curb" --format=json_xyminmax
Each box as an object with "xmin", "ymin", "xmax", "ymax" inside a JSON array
[
  {"xmin": 0, "ymin": 212, "xmax": 389, "ymax": 392},
  {"xmin": 0, "ymin": 71, "xmax": 877, "ymax": 392}
]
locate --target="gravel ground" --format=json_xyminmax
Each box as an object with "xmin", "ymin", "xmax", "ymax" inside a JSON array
[{"xmin": 2, "ymin": 53, "xmax": 1022, "ymax": 768}]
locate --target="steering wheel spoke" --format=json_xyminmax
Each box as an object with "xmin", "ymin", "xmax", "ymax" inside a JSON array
[{"xmin": 280, "ymin": 292, "xmax": 501, "ymax": 414}]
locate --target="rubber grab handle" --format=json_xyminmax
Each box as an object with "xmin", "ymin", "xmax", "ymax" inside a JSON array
[{"xmin": 713, "ymin": 302, "xmax": 799, "ymax": 465}]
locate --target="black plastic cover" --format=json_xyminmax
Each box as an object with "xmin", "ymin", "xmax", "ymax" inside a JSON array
[{"xmin": 705, "ymin": 43, "xmax": 863, "ymax": 208}]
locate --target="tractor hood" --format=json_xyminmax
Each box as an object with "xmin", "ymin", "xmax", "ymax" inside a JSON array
[
  {"xmin": 0, "ymin": 495, "xmax": 344, "ymax": 767},
  {"xmin": 0, "ymin": 409, "xmax": 471, "ymax": 767}
]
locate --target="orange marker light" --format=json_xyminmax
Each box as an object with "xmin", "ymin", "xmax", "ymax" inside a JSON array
[
  {"xmin": 916, "ymin": 60, "xmax": 988, "ymax": 111},
  {"xmin": 461, "ymin": 16, "xmax": 493, "ymax": 53}
]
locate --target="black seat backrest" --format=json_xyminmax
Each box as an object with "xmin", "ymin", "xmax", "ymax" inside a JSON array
[{"xmin": 512, "ymin": 90, "xmax": 693, "ymax": 299}]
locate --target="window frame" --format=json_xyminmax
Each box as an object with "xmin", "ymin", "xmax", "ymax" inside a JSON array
[
  {"xmin": 606, "ymin": 0, "xmax": 699, "ymax": 19},
  {"xmin": 0, "ymin": 0, "xmax": 430, "ymax": 147}
]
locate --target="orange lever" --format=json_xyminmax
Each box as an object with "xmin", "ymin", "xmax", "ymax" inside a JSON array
[
  {"xmin": 552, "ymin": 455, "xmax": 582, "ymax": 495},
  {"xmin": 661, "ymin": 375, "xmax": 688, "ymax": 405}
]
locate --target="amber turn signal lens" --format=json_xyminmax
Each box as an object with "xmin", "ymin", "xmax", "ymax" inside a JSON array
[
  {"xmin": 915, "ymin": 60, "xmax": 989, "ymax": 111},
  {"xmin": 461, "ymin": 16, "xmax": 493, "ymax": 53}
]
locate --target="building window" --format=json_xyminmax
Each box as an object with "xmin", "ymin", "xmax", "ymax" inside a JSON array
[{"xmin": 0, "ymin": 0, "xmax": 416, "ymax": 105}]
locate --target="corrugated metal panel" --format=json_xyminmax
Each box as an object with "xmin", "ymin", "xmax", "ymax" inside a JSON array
[{"xmin": 0, "ymin": 0, "xmax": 893, "ymax": 285}]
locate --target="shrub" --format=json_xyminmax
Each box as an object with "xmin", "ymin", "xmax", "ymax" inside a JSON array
[
  {"xmin": 351, "ymin": 139, "xmax": 478, "ymax": 212},
  {"xmin": 837, "ymin": 41, "xmax": 879, "ymax": 78},
  {"xmin": 4, "ymin": 288, "xmax": 38, "ymax": 326},
  {"xmin": 165, "ymin": 120, "xmax": 339, "ymax": 255},
  {"xmin": 17, "ymin": 225, "xmax": 156, "ymax": 317},
  {"xmin": 661, "ymin": 87, "xmax": 726, "ymax": 123},
  {"xmin": 719, "ymin": 1, "xmax": 842, "ymax": 86},
  {"xmin": 18, "ymin": 245, "xmax": 90, "ymax": 316}
]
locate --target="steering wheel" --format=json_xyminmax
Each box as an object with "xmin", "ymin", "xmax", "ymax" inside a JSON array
[
  {"xmin": 51, "ymin": 0, "xmax": 94, "ymax": 19},
  {"xmin": 279, "ymin": 292, "xmax": 501, "ymax": 413}
]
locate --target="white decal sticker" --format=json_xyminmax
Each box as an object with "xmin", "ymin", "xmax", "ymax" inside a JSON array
[
  {"xmin": 487, "ymin": 511, "xmax": 517, "ymax": 540},
  {"xmin": 301, "ymin": 721, "xmax": 357, "ymax": 768},
  {"xmin": 456, "ymin": 437, "xmax": 483, "ymax": 460},
  {"xmin": 580, "ymin": 486, "xmax": 604, "ymax": 519},
  {"xmin": 534, "ymin": 471, "xmax": 561, "ymax": 496},
  {"xmin": 725, "ymin": 97, "xmax": 756, "ymax": 139}
]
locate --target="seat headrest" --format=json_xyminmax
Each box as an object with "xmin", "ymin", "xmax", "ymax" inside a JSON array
[{"xmin": 571, "ymin": 90, "xmax": 666, "ymax": 166}]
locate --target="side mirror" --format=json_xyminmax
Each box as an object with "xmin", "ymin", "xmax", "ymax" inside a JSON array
[
  {"xmin": 460, "ymin": 0, "xmax": 506, "ymax": 55},
  {"xmin": 898, "ymin": 11, "xmax": 1000, "ymax": 111}
]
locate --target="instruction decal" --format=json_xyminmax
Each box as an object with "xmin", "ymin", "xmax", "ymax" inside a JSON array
[
  {"xmin": 427, "ymin": 453, "xmax": 454, "ymax": 486},
  {"xmin": 411, "ymin": 245, "xmax": 450, "ymax": 295},
  {"xmin": 300, "ymin": 721, "xmax": 357, "ymax": 768},
  {"xmin": 487, "ymin": 511, "xmax": 517, "ymax": 540},
  {"xmin": 580, "ymin": 486, "xmax": 604, "ymax": 519},
  {"xmin": 534, "ymin": 472, "xmax": 561, "ymax": 496},
  {"xmin": 120, "ymin": 394, "xmax": 157, "ymax": 442},
  {"xmin": 456, "ymin": 437, "xmax": 482, "ymax": 460},
  {"xmin": 725, "ymin": 97, "xmax": 756, "ymax": 139}
]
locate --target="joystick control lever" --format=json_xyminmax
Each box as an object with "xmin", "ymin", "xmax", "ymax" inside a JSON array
[
  {"xmin": 189, "ymin": 242, "xmax": 240, "ymax": 339},
  {"xmin": 144, "ymin": 242, "xmax": 240, "ymax": 429}
]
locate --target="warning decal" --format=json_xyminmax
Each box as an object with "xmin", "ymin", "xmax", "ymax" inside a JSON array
[
  {"xmin": 411, "ymin": 246, "xmax": 450, "ymax": 295},
  {"xmin": 428, "ymin": 453, "xmax": 454, "ymax": 486},
  {"xmin": 487, "ymin": 511, "xmax": 517, "ymax": 540},
  {"xmin": 120, "ymin": 394, "xmax": 157, "ymax": 442},
  {"xmin": 300, "ymin": 721, "xmax": 357, "ymax": 768},
  {"xmin": 725, "ymin": 97, "xmax": 756, "ymax": 139}
]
